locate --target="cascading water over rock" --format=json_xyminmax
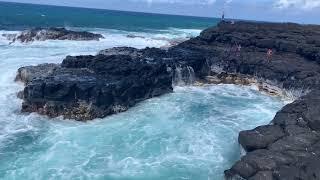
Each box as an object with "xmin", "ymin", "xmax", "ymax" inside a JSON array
[{"xmin": 172, "ymin": 65, "xmax": 196, "ymax": 86}]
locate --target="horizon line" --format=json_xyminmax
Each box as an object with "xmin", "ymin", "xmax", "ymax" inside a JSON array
[
  {"xmin": 0, "ymin": 1, "xmax": 316, "ymax": 25},
  {"xmin": 0, "ymin": 0, "xmax": 218, "ymax": 20}
]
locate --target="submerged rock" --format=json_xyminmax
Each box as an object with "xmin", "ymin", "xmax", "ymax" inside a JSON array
[{"xmin": 5, "ymin": 27, "xmax": 103, "ymax": 43}]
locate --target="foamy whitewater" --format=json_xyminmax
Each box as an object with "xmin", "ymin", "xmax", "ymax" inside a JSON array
[{"xmin": 0, "ymin": 28, "xmax": 284, "ymax": 180}]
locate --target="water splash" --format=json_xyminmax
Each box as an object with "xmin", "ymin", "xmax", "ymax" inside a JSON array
[{"xmin": 173, "ymin": 65, "xmax": 196, "ymax": 86}]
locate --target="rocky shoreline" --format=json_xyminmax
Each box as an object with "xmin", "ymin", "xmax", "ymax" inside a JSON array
[
  {"xmin": 15, "ymin": 21, "xmax": 320, "ymax": 179},
  {"xmin": 3, "ymin": 27, "xmax": 104, "ymax": 43},
  {"xmin": 225, "ymin": 90, "xmax": 320, "ymax": 180}
]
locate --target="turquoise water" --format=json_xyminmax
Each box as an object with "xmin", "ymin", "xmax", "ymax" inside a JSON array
[
  {"xmin": 0, "ymin": 83, "xmax": 284, "ymax": 180},
  {"xmin": 0, "ymin": 1, "xmax": 217, "ymax": 31},
  {"xmin": 0, "ymin": 2, "xmax": 285, "ymax": 180}
]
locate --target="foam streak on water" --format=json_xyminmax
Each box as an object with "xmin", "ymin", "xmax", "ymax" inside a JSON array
[{"xmin": 0, "ymin": 28, "xmax": 284, "ymax": 180}]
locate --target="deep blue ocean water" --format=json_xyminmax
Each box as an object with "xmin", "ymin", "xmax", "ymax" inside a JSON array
[
  {"xmin": 0, "ymin": 1, "xmax": 217, "ymax": 31},
  {"xmin": 0, "ymin": 2, "xmax": 285, "ymax": 180}
]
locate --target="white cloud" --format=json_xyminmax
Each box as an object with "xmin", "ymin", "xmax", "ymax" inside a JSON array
[{"xmin": 275, "ymin": 0, "xmax": 320, "ymax": 9}]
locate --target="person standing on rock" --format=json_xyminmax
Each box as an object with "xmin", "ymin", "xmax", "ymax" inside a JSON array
[
  {"xmin": 267, "ymin": 49, "xmax": 273, "ymax": 62},
  {"xmin": 221, "ymin": 11, "xmax": 225, "ymax": 21}
]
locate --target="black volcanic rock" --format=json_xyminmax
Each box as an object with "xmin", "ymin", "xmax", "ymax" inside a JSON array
[
  {"xmin": 175, "ymin": 21, "xmax": 320, "ymax": 91},
  {"xmin": 226, "ymin": 91, "xmax": 320, "ymax": 180},
  {"xmin": 15, "ymin": 63, "xmax": 59, "ymax": 84},
  {"xmin": 17, "ymin": 54, "xmax": 173, "ymax": 120},
  {"xmin": 98, "ymin": 47, "xmax": 142, "ymax": 57},
  {"xmin": 6, "ymin": 27, "xmax": 104, "ymax": 43},
  {"xmin": 175, "ymin": 21, "xmax": 320, "ymax": 180},
  {"xmin": 16, "ymin": 45, "xmax": 208, "ymax": 120},
  {"xmin": 239, "ymin": 125, "xmax": 285, "ymax": 152},
  {"xmin": 193, "ymin": 21, "xmax": 320, "ymax": 180}
]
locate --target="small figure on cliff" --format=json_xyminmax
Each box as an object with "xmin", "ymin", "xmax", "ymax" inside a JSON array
[
  {"xmin": 267, "ymin": 49, "xmax": 273, "ymax": 62},
  {"xmin": 222, "ymin": 11, "xmax": 225, "ymax": 21}
]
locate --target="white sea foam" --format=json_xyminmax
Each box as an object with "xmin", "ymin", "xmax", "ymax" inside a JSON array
[{"xmin": 0, "ymin": 27, "xmax": 285, "ymax": 180}]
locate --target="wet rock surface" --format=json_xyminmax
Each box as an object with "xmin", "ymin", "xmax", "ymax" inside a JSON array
[
  {"xmin": 16, "ymin": 21, "xmax": 320, "ymax": 179},
  {"xmin": 16, "ymin": 45, "xmax": 209, "ymax": 120},
  {"xmin": 178, "ymin": 21, "xmax": 320, "ymax": 91},
  {"xmin": 183, "ymin": 23, "xmax": 320, "ymax": 179},
  {"xmin": 194, "ymin": 21, "xmax": 320, "ymax": 180},
  {"xmin": 5, "ymin": 27, "xmax": 103, "ymax": 43},
  {"xmin": 18, "ymin": 53, "xmax": 173, "ymax": 120},
  {"xmin": 226, "ymin": 91, "xmax": 320, "ymax": 180}
]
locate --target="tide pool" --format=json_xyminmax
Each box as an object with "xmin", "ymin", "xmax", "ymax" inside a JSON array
[{"xmin": 0, "ymin": 84, "xmax": 284, "ymax": 180}]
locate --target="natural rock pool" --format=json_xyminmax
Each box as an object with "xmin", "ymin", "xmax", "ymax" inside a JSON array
[
  {"xmin": 0, "ymin": 30, "xmax": 284, "ymax": 180},
  {"xmin": 0, "ymin": 84, "xmax": 284, "ymax": 179}
]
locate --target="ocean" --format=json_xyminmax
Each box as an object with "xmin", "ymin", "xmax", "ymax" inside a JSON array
[
  {"xmin": 0, "ymin": 2, "xmax": 285, "ymax": 180},
  {"xmin": 0, "ymin": 1, "xmax": 216, "ymax": 31}
]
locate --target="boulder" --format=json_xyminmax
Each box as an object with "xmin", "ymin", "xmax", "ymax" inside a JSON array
[{"xmin": 239, "ymin": 125, "xmax": 285, "ymax": 152}]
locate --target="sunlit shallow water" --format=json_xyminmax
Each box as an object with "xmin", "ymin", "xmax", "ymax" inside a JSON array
[{"xmin": 0, "ymin": 29, "xmax": 285, "ymax": 180}]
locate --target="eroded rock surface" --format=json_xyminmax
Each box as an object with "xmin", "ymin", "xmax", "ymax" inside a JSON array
[{"xmin": 4, "ymin": 27, "xmax": 103, "ymax": 43}]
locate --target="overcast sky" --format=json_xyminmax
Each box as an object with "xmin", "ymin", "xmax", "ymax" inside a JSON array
[{"xmin": 2, "ymin": 0, "xmax": 320, "ymax": 24}]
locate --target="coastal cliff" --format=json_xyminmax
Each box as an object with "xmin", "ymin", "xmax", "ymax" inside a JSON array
[{"xmin": 15, "ymin": 21, "xmax": 320, "ymax": 179}]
